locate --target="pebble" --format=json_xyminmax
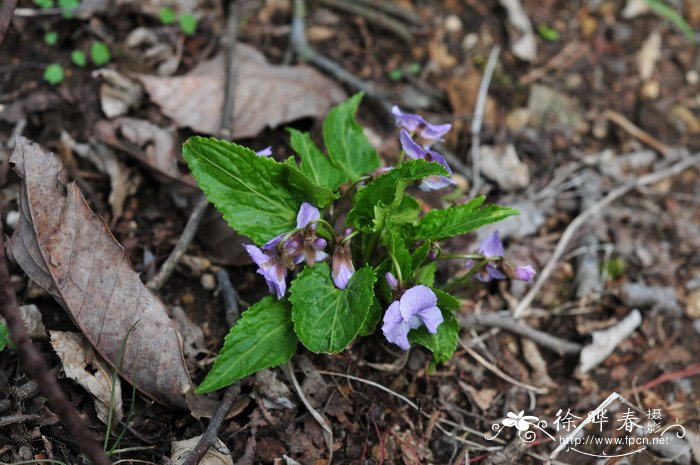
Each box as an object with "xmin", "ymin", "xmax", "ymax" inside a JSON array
[
  {"xmin": 687, "ymin": 70, "xmax": 699, "ymax": 86},
  {"xmin": 5, "ymin": 210, "xmax": 19, "ymax": 230},
  {"xmin": 200, "ymin": 273, "xmax": 216, "ymax": 291},
  {"xmin": 444, "ymin": 14, "xmax": 463, "ymax": 33}
]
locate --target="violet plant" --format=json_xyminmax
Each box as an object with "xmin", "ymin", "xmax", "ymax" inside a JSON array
[{"xmin": 183, "ymin": 93, "xmax": 534, "ymax": 393}]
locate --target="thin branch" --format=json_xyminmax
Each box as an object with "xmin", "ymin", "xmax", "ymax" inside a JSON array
[
  {"xmin": 312, "ymin": 0, "xmax": 412, "ymax": 41},
  {"xmin": 469, "ymin": 45, "xmax": 500, "ymax": 196},
  {"xmin": 513, "ymin": 152, "xmax": 700, "ymax": 318},
  {"xmin": 0, "ymin": 222, "xmax": 112, "ymax": 465},
  {"xmin": 146, "ymin": 195, "xmax": 209, "ymax": 291},
  {"xmin": 216, "ymin": 269, "xmax": 240, "ymax": 326},
  {"xmin": 603, "ymin": 109, "xmax": 672, "ymax": 157},
  {"xmin": 459, "ymin": 312, "xmax": 581, "ymax": 355},
  {"xmin": 0, "ymin": 0, "xmax": 17, "ymax": 46}
]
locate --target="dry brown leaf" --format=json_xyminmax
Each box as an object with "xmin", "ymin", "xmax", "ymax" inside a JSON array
[
  {"xmin": 50, "ymin": 331, "xmax": 123, "ymax": 426},
  {"xmin": 171, "ymin": 435, "xmax": 233, "ymax": 465},
  {"xmin": 9, "ymin": 136, "xmax": 193, "ymax": 410},
  {"xmin": 137, "ymin": 43, "xmax": 347, "ymax": 139}
]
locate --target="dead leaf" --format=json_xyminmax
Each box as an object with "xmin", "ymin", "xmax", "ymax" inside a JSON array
[
  {"xmin": 637, "ymin": 31, "xmax": 661, "ymax": 81},
  {"xmin": 93, "ymin": 69, "xmax": 144, "ymax": 119},
  {"xmin": 50, "ymin": 331, "xmax": 123, "ymax": 426},
  {"xmin": 0, "ymin": 304, "xmax": 46, "ymax": 339},
  {"xmin": 137, "ymin": 43, "xmax": 347, "ymax": 139},
  {"xmin": 253, "ymin": 369, "xmax": 295, "ymax": 410},
  {"xmin": 579, "ymin": 310, "xmax": 642, "ymax": 373},
  {"xmin": 480, "ymin": 144, "xmax": 530, "ymax": 191},
  {"xmin": 9, "ymin": 136, "xmax": 193, "ymax": 410},
  {"xmin": 499, "ymin": 0, "xmax": 537, "ymax": 62},
  {"xmin": 458, "ymin": 381, "xmax": 496, "ymax": 411},
  {"xmin": 171, "ymin": 435, "xmax": 233, "ymax": 465},
  {"xmin": 527, "ymin": 84, "xmax": 585, "ymax": 131}
]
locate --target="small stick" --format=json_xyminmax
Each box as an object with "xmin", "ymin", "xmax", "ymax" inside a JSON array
[
  {"xmin": 0, "ymin": 222, "xmax": 112, "ymax": 465},
  {"xmin": 0, "ymin": 0, "xmax": 17, "ymax": 45},
  {"xmin": 470, "ymin": 45, "xmax": 500, "ymax": 196},
  {"xmin": 513, "ymin": 152, "xmax": 700, "ymax": 318},
  {"xmin": 352, "ymin": 0, "xmax": 423, "ymax": 25},
  {"xmin": 313, "ymin": 0, "xmax": 412, "ymax": 41},
  {"xmin": 0, "ymin": 413, "xmax": 40, "ymax": 428},
  {"xmin": 180, "ymin": 386, "xmax": 238, "ymax": 465},
  {"xmin": 216, "ymin": 269, "xmax": 240, "ymax": 326},
  {"xmin": 146, "ymin": 195, "xmax": 209, "ymax": 291},
  {"xmin": 603, "ymin": 109, "xmax": 672, "ymax": 157},
  {"xmin": 458, "ymin": 340, "xmax": 549, "ymax": 394},
  {"xmin": 459, "ymin": 312, "xmax": 581, "ymax": 355}
]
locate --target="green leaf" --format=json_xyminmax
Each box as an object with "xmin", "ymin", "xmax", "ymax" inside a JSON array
[
  {"xmin": 348, "ymin": 159, "xmax": 447, "ymax": 232},
  {"xmin": 390, "ymin": 195, "xmax": 421, "ymax": 225},
  {"xmin": 159, "ymin": 7, "xmax": 177, "ymax": 24},
  {"xmin": 0, "ymin": 324, "xmax": 9, "ymax": 352},
  {"xmin": 386, "ymin": 223, "xmax": 411, "ymax": 280},
  {"xmin": 183, "ymin": 136, "xmax": 301, "ymax": 245},
  {"xmin": 414, "ymin": 262, "xmax": 436, "ymax": 287},
  {"xmin": 644, "ymin": 0, "xmax": 697, "ymax": 44},
  {"xmin": 196, "ymin": 297, "xmax": 297, "ymax": 393},
  {"xmin": 288, "ymin": 128, "xmax": 347, "ymax": 191},
  {"xmin": 179, "ymin": 13, "xmax": 198, "ymax": 36},
  {"xmin": 71, "ymin": 50, "xmax": 87, "ymax": 67},
  {"xmin": 90, "ymin": 41, "xmax": 111, "ymax": 66},
  {"xmin": 409, "ymin": 310, "xmax": 458, "ymax": 364},
  {"xmin": 283, "ymin": 158, "xmax": 338, "ymax": 209},
  {"xmin": 415, "ymin": 196, "xmax": 519, "ymax": 240},
  {"xmin": 358, "ymin": 297, "xmax": 382, "ymax": 336},
  {"xmin": 44, "ymin": 31, "xmax": 58, "ymax": 45},
  {"xmin": 58, "ymin": 0, "xmax": 79, "ymax": 17},
  {"xmin": 411, "ymin": 241, "xmax": 431, "ymax": 270},
  {"xmin": 32, "ymin": 0, "xmax": 54, "ymax": 9},
  {"xmin": 289, "ymin": 263, "xmax": 376, "ymax": 353},
  {"xmin": 322, "ymin": 93, "xmax": 380, "ymax": 182},
  {"xmin": 43, "ymin": 64, "xmax": 64, "ymax": 85},
  {"xmin": 537, "ymin": 23, "xmax": 560, "ymax": 41}
]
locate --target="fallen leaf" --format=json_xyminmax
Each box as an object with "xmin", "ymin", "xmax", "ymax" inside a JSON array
[
  {"xmin": 499, "ymin": 0, "xmax": 537, "ymax": 62},
  {"xmin": 579, "ymin": 309, "xmax": 642, "ymax": 373},
  {"xmin": 50, "ymin": 331, "xmax": 123, "ymax": 426},
  {"xmin": 253, "ymin": 369, "xmax": 295, "ymax": 410},
  {"xmin": 138, "ymin": 43, "xmax": 347, "ymax": 139},
  {"xmin": 9, "ymin": 136, "xmax": 193, "ymax": 410},
  {"xmin": 0, "ymin": 304, "xmax": 46, "ymax": 339},
  {"xmin": 171, "ymin": 435, "xmax": 233, "ymax": 465},
  {"xmin": 637, "ymin": 31, "xmax": 661, "ymax": 81},
  {"xmin": 480, "ymin": 144, "xmax": 530, "ymax": 191},
  {"xmin": 527, "ymin": 84, "xmax": 585, "ymax": 131},
  {"xmin": 93, "ymin": 69, "xmax": 144, "ymax": 119}
]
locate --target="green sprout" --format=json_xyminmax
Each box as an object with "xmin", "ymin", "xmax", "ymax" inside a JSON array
[
  {"xmin": 90, "ymin": 41, "xmax": 111, "ymax": 66},
  {"xmin": 537, "ymin": 23, "xmax": 560, "ymax": 41},
  {"xmin": 71, "ymin": 50, "xmax": 87, "ymax": 67},
  {"xmin": 179, "ymin": 13, "xmax": 197, "ymax": 36},
  {"xmin": 43, "ymin": 63, "xmax": 65, "ymax": 85},
  {"xmin": 58, "ymin": 0, "xmax": 79, "ymax": 18},
  {"xmin": 159, "ymin": 7, "xmax": 177, "ymax": 25},
  {"xmin": 44, "ymin": 31, "xmax": 58, "ymax": 45},
  {"xmin": 32, "ymin": 0, "xmax": 54, "ymax": 8}
]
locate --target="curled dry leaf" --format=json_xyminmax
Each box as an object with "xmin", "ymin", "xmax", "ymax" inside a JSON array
[
  {"xmin": 499, "ymin": 0, "xmax": 537, "ymax": 62},
  {"xmin": 171, "ymin": 435, "xmax": 233, "ymax": 465},
  {"xmin": 9, "ymin": 136, "xmax": 193, "ymax": 410},
  {"xmin": 578, "ymin": 309, "xmax": 642, "ymax": 373},
  {"xmin": 49, "ymin": 331, "xmax": 123, "ymax": 426},
  {"xmin": 138, "ymin": 43, "xmax": 347, "ymax": 139}
]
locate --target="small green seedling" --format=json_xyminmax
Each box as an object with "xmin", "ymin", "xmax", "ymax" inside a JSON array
[
  {"xmin": 90, "ymin": 41, "xmax": 111, "ymax": 66},
  {"xmin": 71, "ymin": 50, "xmax": 87, "ymax": 67},
  {"xmin": 179, "ymin": 13, "xmax": 197, "ymax": 36},
  {"xmin": 0, "ymin": 324, "xmax": 9, "ymax": 352},
  {"xmin": 159, "ymin": 7, "xmax": 177, "ymax": 25},
  {"xmin": 537, "ymin": 24, "xmax": 560, "ymax": 41},
  {"xmin": 58, "ymin": 0, "xmax": 79, "ymax": 18},
  {"xmin": 32, "ymin": 0, "xmax": 54, "ymax": 8},
  {"xmin": 43, "ymin": 63, "xmax": 65, "ymax": 85},
  {"xmin": 45, "ymin": 31, "xmax": 58, "ymax": 45}
]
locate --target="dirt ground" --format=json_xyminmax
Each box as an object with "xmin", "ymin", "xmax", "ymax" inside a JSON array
[{"xmin": 1, "ymin": 0, "xmax": 700, "ymax": 464}]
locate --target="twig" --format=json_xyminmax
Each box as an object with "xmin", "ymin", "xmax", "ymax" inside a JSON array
[
  {"xmin": 180, "ymin": 386, "xmax": 238, "ymax": 465},
  {"xmin": 458, "ymin": 340, "xmax": 549, "ymax": 394},
  {"xmin": 146, "ymin": 195, "xmax": 209, "ymax": 291},
  {"xmin": 513, "ymin": 152, "xmax": 700, "ymax": 318},
  {"xmin": 0, "ymin": 377, "xmax": 40, "ymax": 414},
  {"xmin": 312, "ymin": 0, "xmax": 412, "ymax": 41},
  {"xmin": 283, "ymin": 361, "xmax": 334, "ymax": 461},
  {"xmin": 352, "ymin": 0, "xmax": 423, "ymax": 25},
  {"xmin": 219, "ymin": 3, "xmax": 239, "ymax": 140},
  {"xmin": 603, "ymin": 109, "xmax": 672, "ymax": 157},
  {"xmin": 0, "ymin": 0, "xmax": 17, "ymax": 46},
  {"xmin": 216, "ymin": 269, "xmax": 240, "ymax": 326},
  {"xmin": 0, "ymin": 222, "xmax": 112, "ymax": 465},
  {"xmin": 625, "ymin": 363, "xmax": 700, "ymax": 396},
  {"xmin": 459, "ymin": 312, "xmax": 581, "ymax": 355},
  {"xmin": 469, "ymin": 45, "xmax": 500, "ymax": 196},
  {"xmin": 291, "ymin": 0, "xmax": 392, "ymax": 117},
  {"xmin": 0, "ymin": 413, "xmax": 40, "ymax": 428}
]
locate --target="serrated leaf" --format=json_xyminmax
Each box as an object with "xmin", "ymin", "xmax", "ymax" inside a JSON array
[
  {"xmin": 414, "ymin": 262, "xmax": 436, "ymax": 287},
  {"xmin": 385, "ymin": 223, "xmax": 412, "ymax": 280},
  {"xmin": 183, "ymin": 137, "xmax": 301, "ymax": 245},
  {"xmin": 283, "ymin": 158, "xmax": 338, "ymax": 209},
  {"xmin": 348, "ymin": 159, "xmax": 447, "ymax": 232},
  {"xmin": 358, "ymin": 297, "xmax": 382, "ymax": 336},
  {"xmin": 409, "ymin": 310, "xmax": 458, "ymax": 364},
  {"xmin": 415, "ymin": 196, "xmax": 519, "ymax": 240},
  {"xmin": 0, "ymin": 324, "xmax": 9, "ymax": 352},
  {"xmin": 288, "ymin": 128, "xmax": 347, "ymax": 191},
  {"xmin": 411, "ymin": 241, "xmax": 431, "ymax": 270},
  {"xmin": 322, "ymin": 93, "xmax": 380, "ymax": 181},
  {"xmin": 197, "ymin": 297, "xmax": 297, "ymax": 393},
  {"xmin": 390, "ymin": 195, "xmax": 421, "ymax": 225},
  {"xmin": 289, "ymin": 263, "xmax": 376, "ymax": 353}
]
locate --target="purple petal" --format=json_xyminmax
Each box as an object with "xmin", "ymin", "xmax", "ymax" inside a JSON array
[
  {"xmin": 256, "ymin": 146, "xmax": 272, "ymax": 156},
  {"xmin": 385, "ymin": 272, "xmax": 399, "ymax": 290},
  {"xmin": 479, "ymin": 231, "xmax": 504, "ymax": 257},
  {"xmin": 415, "ymin": 306, "xmax": 443, "ymax": 333},
  {"xmin": 475, "ymin": 264, "xmax": 506, "ymax": 282},
  {"xmin": 382, "ymin": 301, "xmax": 411, "ymax": 350},
  {"xmin": 399, "ymin": 285, "xmax": 438, "ymax": 321},
  {"xmin": 420, "ymin": 123, "xmax": 452, "ymax": 145},
  {"xmin": 513, "ymin": 265, "xmax": 536, "ymax": 282},
  {"xmin": 392, "ymin": 106, "xmax": 423, "ymax": 132},
  {"xmin": 296, "ymin": 202, "xmax": 320, "ymax": 229},
  {"xmin": 262, "ymin": 233, "xmax": 285, "ymax": 252},
  {"xmin": 399, "ymin": 129, "xmax": 427, "ymax": 160},
  {"xmin": 423, "ymin": 149, "xmax": 453, "ymax": 175},
  {"xmin": 244, "ymin": 244, "xmax": 267, "ymax": 267},
  {"xmin": 420, "ymin": 176, "xmax": 455, "ymax": 191},
  {"xmin": 314, "ymin": 250, "xmax": 329, "ymax": 262},
  {"xmin": 332, "ymin": 261, "xmax": 354, "ymax": 289},
  {"xmin": 258, "ymin": 263, "xmax": 287, "ymax": 299}
]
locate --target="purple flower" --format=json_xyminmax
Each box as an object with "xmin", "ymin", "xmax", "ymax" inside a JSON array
[
  {"xmin": 392, "ymin": 106, "xmax": 451, "ymax": 145},
  {"xmin": 399, "ymin": 130, "xmax": 455, "ymax": 191},
  {"xmin": 504, "ymin": 264, "xmax": 536, "ymax": 282},
  {"xmin": 385, "ymin": 272, "xmax": 399, "ymax": 291},
  {"xmin": 466, "ymin": 231, "xmax": 536, "ymax": 282},
  {"xmin": 287, "ymin": 202, "xmax": 328, "ymax": 266},
  {"xmin": 382, "ymin": 285, "xmax": 444, "ymax": 350},
  {"xmin": 332, "ymin": 245, "xmax": 354, "ymax": 290},
  {"xmin": 256, "ymin": 146, "xmax": 272, "ymax": 156},
  {"xmin": 244, "ymin": 234, "xmax": 289, "ymax": 299}
]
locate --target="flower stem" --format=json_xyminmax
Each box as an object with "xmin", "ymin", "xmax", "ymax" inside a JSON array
[
  {"xmin": 443, "ymin": 258, "xmax": 489, "ymax": 292},
  {"xmin": 388, "ymin": 252, "xmax": 403, "ymax": 286}
]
